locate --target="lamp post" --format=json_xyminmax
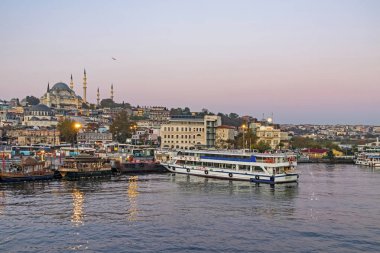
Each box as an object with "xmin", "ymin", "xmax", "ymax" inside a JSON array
[
  {"xmin": 130, "ymin": 125, "xmax": 137, "ymax": 145},
  {"xmin": 242, "ymin": 124, "xmax": 247, "ymax": 150},
  {"xmin": 74, "ymin": 122, "xmax": 82, "ymax": 155}
]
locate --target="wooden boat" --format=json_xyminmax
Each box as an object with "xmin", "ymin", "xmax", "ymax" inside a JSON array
[
  {"xmin": 58, "ymin": 154, "xmax": 112, "ymax": 179},
  {"xmin": 0, "ymin": 157, "xmax": 54, "ymax": 183}
]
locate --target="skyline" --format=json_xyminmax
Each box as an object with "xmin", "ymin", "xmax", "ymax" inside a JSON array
[{"xmin": 1, "ymin": 0, "xmax": 379, "ymax": 124}]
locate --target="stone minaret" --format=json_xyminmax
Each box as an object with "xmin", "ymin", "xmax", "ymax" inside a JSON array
[
  {"xmin": 83, "ymin": 69, "xmax": 87, "ymax": 103},
  {"xmin": 70, "ymin": 74, "xmax": 74, "ymax": 90},
  {"xmin": 97, "ymin": 87, "xmax": 100, "ymax": 106},
  {"xmin": 46, "ymin": 82, "xmax": 51, "ymax": 107},
  {"xmin": 110, "ymin": 83, "xmax": 114, "ymax": 101}
]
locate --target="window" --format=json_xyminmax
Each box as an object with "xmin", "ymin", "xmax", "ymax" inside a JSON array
[{"xmin": 239, "ymin": 165, "xmax": 250, "ymax": 171}]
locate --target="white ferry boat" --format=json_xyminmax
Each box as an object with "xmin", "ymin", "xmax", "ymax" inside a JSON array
[
  {"xmin": 162, "ymin": 150, "xmax": 299, "ymax": 184},
  {"xmin": 355, "ymin": 152, "xmax": 380, "ymax": 167}
]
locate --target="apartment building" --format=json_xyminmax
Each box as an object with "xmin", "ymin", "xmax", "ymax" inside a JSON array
[{"xmin": 160, "ymin": 115, "xmax": 221, "ymax": 149}]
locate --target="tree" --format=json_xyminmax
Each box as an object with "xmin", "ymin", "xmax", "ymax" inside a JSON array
[
  {"xmin": 24, "ymin": 96, "xmax": 40, "ymax": 106},
  {"xmin": 234, "ymin": 129, "xmax": 258, "ymax": 149},
  {"xmin": 229, "ymin": 113, "xmax": 239, "ymax": 119},
  {"xmin": 109, "ymin": 111, "xmax": 133, "ymax": 143},
  {"xmin": 255, "ymin": 141, "xmax": 271, "ymax": 153},
  {"xmin": 100, "ymin": 99, "xmax": 131, "ymax": 109},
  {"xmin": 57, "ymin": 119, "xmax": 79, "ymax": 144}
]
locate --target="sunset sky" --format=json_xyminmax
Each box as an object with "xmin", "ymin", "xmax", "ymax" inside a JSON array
[{"xmin": 1, "ymin": 0, "xmax": 379, "ymax": 124}]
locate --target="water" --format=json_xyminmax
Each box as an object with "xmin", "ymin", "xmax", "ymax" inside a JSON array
[{"xmin": 0, "ymin": 164, "xmax": 379, "ymax": 252}]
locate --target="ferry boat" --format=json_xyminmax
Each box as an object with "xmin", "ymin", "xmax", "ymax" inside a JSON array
[
  {"xmin": 162, "ymin": 150, "xmax": 298, "ymax": 184},
  {"xmin": 58, "ymin": 154, "xmax": 112, "ymax": 179},
  {"xmin": 0, "ymin": 157, "xmax": 54, "ymax": 183},
  {"xmin": 355, "ymin": 152, "xmax": 380, "ymax": 167}
]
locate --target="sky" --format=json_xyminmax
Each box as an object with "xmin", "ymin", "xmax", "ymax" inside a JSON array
[{"xmin": 0, "ymin": 0, "xmax": 379, "ymax": 124}]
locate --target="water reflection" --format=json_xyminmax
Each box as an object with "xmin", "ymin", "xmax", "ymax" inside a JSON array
[
  {"xmin": 0, "ymin": 191, "xmax": 5, "ymax": 215},
  {"xmin": 127, "ymin": 176, "xmax": 139, "ymax": 221},
  {"xmin": 170, "ymin": 173, "xmax": 298, "ymax": 197},
  {"xmin": 71, "ymin": 188, "xmax": 84, "ymax": 226}
]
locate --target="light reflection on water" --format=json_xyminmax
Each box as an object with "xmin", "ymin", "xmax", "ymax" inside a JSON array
[
  {"xmin": 71, "ymin": 188, "xmax": 84, "ymax": 226},
  {"xmin": 0, "ymin": 164, "xmax": 379, "ymax": 252},
  {"xmin": 127, "ymin": 175, "xmax": 139, "ymax": 221}
]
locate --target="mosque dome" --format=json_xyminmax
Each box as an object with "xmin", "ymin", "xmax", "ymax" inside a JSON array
[
  {"xmin": 50, "ymin": 82, "xmax": 71, "ymax": 92},
  {"xmin": 30, "ymin": 104, "xmax": 52, "ymax": 112}
]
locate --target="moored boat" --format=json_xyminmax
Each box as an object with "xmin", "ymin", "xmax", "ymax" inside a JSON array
[
  {"xmin": 162, "ymin": 150, "xmax": 299, "ymax": 184},
  {"xmin": 0, "ymin": 157, "xmax": 54, "ymax": 183},
  {"xmin": 58, "ymin": 154, "xmax": 112, "ymax": 179}
]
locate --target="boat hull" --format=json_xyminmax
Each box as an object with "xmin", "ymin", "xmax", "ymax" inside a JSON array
[
  {"xmin": 59, "ymin": 170, "xmax": 112, "ymax": 179},
  {"xmin": 164, "ymin": 165, "xmax": 299, "ymax": 184},
  {"xmin": 114, "ymin": 162, "xmax": 168, "ymax": 173},
  {"xmin": 0, "ymin": 174, "xmax": 54, "ymax": 183}
]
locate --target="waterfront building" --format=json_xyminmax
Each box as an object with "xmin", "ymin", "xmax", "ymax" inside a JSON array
[
  {"xmin": 256, "ymin": 125, "xmax": 281, "ymax": 149},
  {"xmin": 301, "ymin": 148, "xmax": 328, "ymax": 159},
  {"xmin": 160, "ymin": 115, "xmax": 221, "ymax": 150},
  {"xmin": 215, "ymin": 125, "xmax": 236, "ymax": 149},
  {"xmin": 23, "ymin": 104, "xmax": 58, "ymax": 127}
]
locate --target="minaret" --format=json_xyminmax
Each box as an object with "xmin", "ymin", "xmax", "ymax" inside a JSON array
[
  {"xmin": 83, "ymin": 69, "xmax": 87, "ymax": 103},
  {"xmin": 70, "ymin": 74, "xmax": 74, "ymax": 90},
  {"xmin": 97, "ymin": 87, "xmax": 100, "ymax": 106},
  {"xmin": 110, "ymin": 83, "xmax": 114, "ymax": 101},
  {"xmin": 46, "ymin": 82, "xmax": 51, "ymax": 107}
]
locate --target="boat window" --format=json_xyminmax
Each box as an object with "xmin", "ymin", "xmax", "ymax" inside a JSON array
[
  {"xmin": 253, "ymin": 166, "xmax": 263, "ymax": 172},
  {"xmin": 225, "ymin": 164, "xmax": 233, "ymax": 169},
  {"xmin": 239, "ymin": 165, "xmax": 250, "ymax": 171}
]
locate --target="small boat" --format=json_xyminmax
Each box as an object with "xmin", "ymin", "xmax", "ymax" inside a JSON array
[
  {"xmin": 0, "ymin": 157, "xmax": 54, "ymax": 183},
  {"xmin": 162, "ymin": 149, "xmax": 299, "ymax": 184},
  {"xmin": 58, "ymin": 154, "xmax": 112, "ymax": 179}
]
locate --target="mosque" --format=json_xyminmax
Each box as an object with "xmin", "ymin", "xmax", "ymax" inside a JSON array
[{"xmin": 40, "ymin": 69, "xmax": 114, "ymax": 110}]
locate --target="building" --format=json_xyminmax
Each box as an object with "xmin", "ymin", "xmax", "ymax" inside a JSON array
[
  {"xmin": 215, "ymin": 125, "xmax": 236, "ymax": 149},
  {"xmin": 23, "ymin": 104, "xmax": 58, "ymax": 127},
  {"xmin": 77, "ymin": 132, "xmax": 113, "ymax": 145},
  {"xmin": 160, "ymin": 115, "xmax": 221, "ymax": 149},
  {"xmin": 7, "ymin": 128, "xmax": 60, "ymax": 146},
  {"xmin": 301, "ymin": 148, "xmax": 328, "ymax": 159},
  {"xmin": 148, "ymin": 106, "xmax": 170, "ymax": 122},
  {"xmin": 40, "ymin": 71, "xmax": 88, "ymax": 110},
  {"xmin": 256, "ymin": 125, "xmax": 281, "ymax": 149}
]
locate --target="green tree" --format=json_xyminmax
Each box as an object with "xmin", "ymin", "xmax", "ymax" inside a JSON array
[
  {"xmin": 57, "ymin": 119, "xmax": 79, "ymax": 144},
  {"xmin": 110, "ymin": 111, "xmax": 133, "ymax": 143},
  {"xmin": 24, "ymin": 96, "xmax": 40, "ymax": 105},
  {"xmin": 234, "ymin": 129, "xmax": 258, "ymax": 149},
  {"xmin": 255, "ymin": 140, "xmax": 271, "ymax": 153}
]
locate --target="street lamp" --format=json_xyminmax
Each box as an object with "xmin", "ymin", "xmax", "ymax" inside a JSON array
[
  {"xmin": 73, "ymin": 122, "xmax": 82, "ymax": 155},
  {"xmin": 242, "ymin": 124, "xmax": 247, "ymax": 150},
  {"xmin": 130, "ymin": 125, "xmax": 137, "ymax": 145}
]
